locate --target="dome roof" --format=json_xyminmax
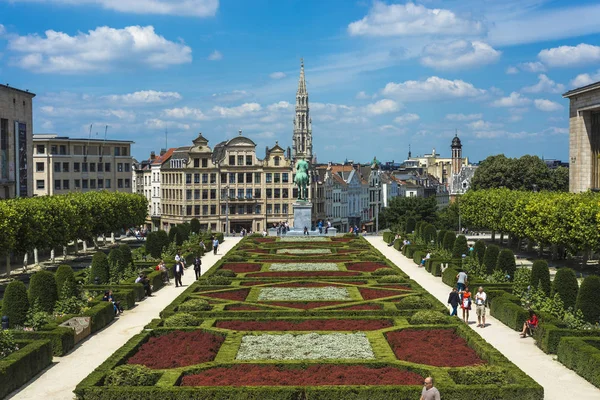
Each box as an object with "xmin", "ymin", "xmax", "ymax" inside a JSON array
[{"xmin": 451, "ymin": 134, "xmax": 462, "ymax": 148}]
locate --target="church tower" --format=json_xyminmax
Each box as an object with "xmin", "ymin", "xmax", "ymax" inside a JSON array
[
  {"xmin": 292, "ymin": 58, "xmax": 313, "ymax": 162},
  {"xmin": 451, "ymin": 131, "xmax": 463, "ymax": 175}
]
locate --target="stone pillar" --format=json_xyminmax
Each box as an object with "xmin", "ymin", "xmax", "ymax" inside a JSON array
[{"xmin": 34, "ymin": 248, "xmax": 39, "ymax": 265}]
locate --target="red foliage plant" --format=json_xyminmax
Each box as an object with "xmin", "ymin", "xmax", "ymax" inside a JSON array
[
  {"xmin": 386, "ymin": 329, "xmax": 486, "ymax": 367},
  {"xmin": 220, "ymin": 263, "xmax": 262, "ymax": 273},
  {"xmin": 198, "ymin": 289, "xmax": 250, "ymax": 301},
  {"xmin": 247, "ymin": 271, "xmax": 361, "ymax": 278},
  {"xmin": 247, "ymin": 249, "xmax": 270, "ymax": 254},
  {"xmin": 332, "ymin": 281, "xmax": 367, "ymax": 285},
  {"xmin": 346, "ymin": 262, "xmax": 389, "ymax": 272},
  {"xmin": 254, "ymin": 238, "xmax": 276, "ymax": 243},
  {"xmin": 359, "ymin": 288, "xmax": 406, "ymax": 300},
  {"xmin": 215, "ymin": 319, "xmax": 392, "ymax": 331},
  {"xmin": 378, "ymin": 285, "xmax": 411, "ymax": 290},
  {"xmin": 127, "ymin": 330, "xmax": 225, "ymax": 369},
  {"xmin": 181, "ymin": 364, "xmax": 423, "ymax": 386},
  {"xmin": 240, "ymin": 281, "xmax": 270, "ymax": 286},
  {"xmin": 335, "ymin": 303, "xmax": 383, "ymax": 311},
  {"xmin": 224, "ymin": 304, "xmax": 265, "ymax": 311},
  {"xmin": 262, "ymin": 301, "xmax": 347, "ymax": 309}
]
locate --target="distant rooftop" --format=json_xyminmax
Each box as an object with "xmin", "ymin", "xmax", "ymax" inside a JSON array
[
  {"xmin": 33, "ymin": 134, "xmax": 134, "ymax": 143},
  {"xmin": 563, "ymin": 80, "xmax": 600, "ymax": 98},
  {"xmin": 0, "ymin": 83, "xmax": 36, "ymax": 97}
]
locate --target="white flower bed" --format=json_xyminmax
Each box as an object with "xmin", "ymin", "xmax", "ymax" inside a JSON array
[
  {"xmin": 257, "ymin": 287, "xmax": 351, "ymax": 301},
  {"xmin": 269, "ymin": 262, "xmax": 339, "ymax": 271},
  {"xmin": 280, "ymin": 236, "xmax": 328, "ymax": 242},
  {"xmin": 236, "ymin": 333, "xmax": 375, "ymax": 360},
  {"xmin": 276, "ymin": 248, "xmax": 332, "ymax": 254}
]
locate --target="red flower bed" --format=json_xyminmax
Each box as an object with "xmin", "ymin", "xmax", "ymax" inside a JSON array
[
  {"xmin": 332, "ymin": 281, "xmax": 367, "ymax": 285},
  {"xmin": 346, "ymin": 262, "xmax": 389, "ymax": 272},
  {"xmin": 247, "ymin": 271, "xmax": 361, "ymax": 278},
  {"xmin": 181, "ymin": 364, "xmax": 423, "ymax": 386},
  {"xmin": 254, "ymin": 238, "xmax": 276, "ymax": 242},
  {"xmin": 199, "ymin": 289, "xmax": 249, "ymax": 301},
  {"xmin": 224, "ymin": 304, "xmax": 265, "ymax": 311},
  {"xmin": 330, "ymin": 238, "xmax": 353, "ymax": 242},
  {"xmin": 335, "ymin": 303, "xmax": 383, "ymax": 311},
  {"xmin": 240, "ymin": 281, "xmax": 269, "ymax": 286},
  {"xmin": 262, "ymin": 301, "xmax": 346, "ymax": 309},
  {"xmin": 378, "ymin": 285, "xmax": 411, "ymax": 290},
  {"xmin": 220, "ymin": 263, "xmax": 262, "ymax": 273},
  {"xmin": 247, "ymin": 249, "xmax": 270, "ymax": 254},
  {"xmin": 359, "ymin": 288, "xmax": 405, "ymax": 300},
  {"xmin": 215, "ymin": 319, "xmax": 392, "ymax": 331},
  {"xmin": 257, "ymin": 259, "xmax": 353, "ymax": 263},
  {"xmin": 386, "ymin": 329, "xmax": 486, "ymax": 367},
  {"xmin": 128, "ymin": 330, "xmax": 224, "ymax": 369}
]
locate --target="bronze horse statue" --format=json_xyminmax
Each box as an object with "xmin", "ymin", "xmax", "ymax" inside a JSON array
[{"xmin": 294, "ymin": 158, "xmax": 310, "ymax": 200}]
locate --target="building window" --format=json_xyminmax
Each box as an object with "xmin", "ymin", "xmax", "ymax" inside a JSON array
[
  {"xmin": 50, "ymin": 145, "xmax": 58, "ymax": 155},
  {"xmin": 210, "ymin": 173, "xmax": 216, "ymax": 184},
  {"xmin": 90, "ymin": 179, "xmax": 96, "ymax": 189},
  {"xmin": 203, "ymin": 205, "xmax": 209, "ymax": 215},
  {"xmin": 202, "ymin": 189, "xmax": 208, "ymax": 199},
  {"xmin": 237, "ymin": 188, "xmax": 244, "ymax": 199},
  {"xmin": 105, "ymin": 163, "xmax": 111, "ymax": 172},
  {"xmin": 62, "ymin": 162, "xmax": 69, "ymax": 172},
  {"xmin": 72, "ymin": 162, "xmax": 79, "ymax": 172},
  {"xmin": 255, "ymin": 204, "xmax": 262, "ymax": 214},
  {"xmin": 246, "ymin": 188, "xmax": 252, "ymax": 199},
  {"xmin": 114, "ymin": 147, "xmax": 121, "ymax": 156},
  {"xmin": 229, "ymin": 188, "xmax": 235, "ymax": 198},
  {"xmin": 98, "ymin": 163, "xmax": 103, "ymax": 172},
  {"xmin": 54, "ymin": 180, "xmax": 61, "ymax": 190},
  {"xmin": 210, "ymin": 205, "xmax": 216, "ymax": 215},
  {"xmin": 283, "ymin": 188, "xmax": 289, "ymax": 198},
  {"xmin": 245, "ymin": 172, "xmax": 252, "ymax": 184},
  {"xmin": 125, "ymin": 163, "xmax": 130, "ymax": 172},
  {"xmin": 202, "ymin": 173, "xmax": 208, "ymax": 184},
  {"xmin": 202, "ymin": 158, "xmax": 208, "ymax": 168},
  {"xmin": 193, "ymin": 173, "xmax": 200, "ymax": 184},
  {"xmin": 283, "ymin": 204, "xmax": 288, "ymax": 214},
  {"xmin": 82, "ymin": 162, "xmax": 88, "ymax": 173},
  {"xmin": 121, "ymin": 147, "xmax": 128, "ymax": 156},
  {"xmin": 221, "ymin": 204, "xmax": 227, "ymax": 214},
  {"xmin": 282, "ymin": 173, "xmax": 289, "ymax": 183},
  {"xmin": 194, "ymin": 158, "xmax": 200, "ymax": 168},
  {"xmin": 117, "ymin": 163, "xmax": 123, "ymax": 172},
  {"xmin": 118, "ymin": 179, "xmax": 123, "ymax": 188},
  {"xmin": 266, "ymin": 173, "xmax": 272, "ymax": 183},
  {"xmin": 274, "ymin": 156, "xmax": 280, "ymax": 166},
  {"xmin": 63, "ymin": 180, "xmax": 70, "ymax": 190},
  {"xmin": 246, "ymin": 155, "xmax": 252, "ymax": 166},
  {"xmin": 54, "ymin": 162, "xmax": 61, "ymax": 173},
  {"xmin": 266, "ymin": 204, "xmax": 272, "ymax": 214},
  {"xmin": 266, "ymin": 188, "xmax": 272, "ymax": 198},
  {"xmin": 98, "ymin": 179, "xmax": 104, "ymax": 189},
  {"xmin": 89, "ymin": 163, "xmax": 96, "ymax": 172},
  {"xmin": 186, "ymin": 190, "xmax": 192, "ymax": 200},
  {"xmin": 274, "ymin": 173, "xmax": 280, "ymax": 183},
  {"xmin": 82, "ymin": 179, "xmax": 88, "ymax": 189},
  {"xmin": 194, "ymin": 205, "xmax": 200, "ymax": 215},
  {"xmin": 36, "ymin": 180, "xmax": 45, "ymax": 189},
  {"xmin": 229, "ymin": 155, "xmax": 235, "ymax": 165},
  {"xmin": 193, "ymin": 189, "xmax": 199, "ymax": 200},
  {"xmin": 254, "ymin": 188, "xmax": 261, "ymax": 198},
  {"xmin": 36, "ymin": 162, "xmax": 44, "ymax": 172},
  {"xmin": 274, "ymin": 188, "xmax": 280, "ymax": 198},
  {"xmin": 36, "ymin": 145, "xmax": 45, "ymax": 154},
  {"xmin": 74, "ymin": 179, "xmax": 80, "ymax": 189},
  {"xmin": 229, "ymin": 173, "xmax": 235, "ymax": 184},
  {"xmin": 237, "ymin": 155, "xmax": 244, "ymax": 165},
  {"xmin": 184, "ymin": 174, "xmax": 191, "ymax": 184},
  {"xmin": 254, "ymin": 173, "xmax": 261, "ymax": 183},
  {"xmin": 125, "ymin": 179, "xmax": 130, "ymax": 188},
  {"xmin": 59, "ymin": 145, "xmax": 67, "ymax": 155},
  {"xmin": 275, "ymin": 204, "xmax": 280, "ymax": 214},
  {"xmin": 237, "ymin": 172, "xmax": 244, "ymax": 184},
  {"xmin": 221, "ymin": 173, "xmax": 227, "ymax": 184},
  {"xmin": 210, "ymin": 189, "xmax": 216, "ymax": 199},
  {"xmin": 105, "ymin": 179, "xmax": 111, "ymax": 188}
]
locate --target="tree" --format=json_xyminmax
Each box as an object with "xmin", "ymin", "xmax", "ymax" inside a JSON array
[
  {"xmin": 552, "ymin": 268, "xmax": 579, "ymax": 311},
  {"xmin": 146, "ymin": 231, "xmax": 169, "ymax": 259},
  {"xmin": 550, "ymin": 166, "xmax": 569, "ymax": 192},
  {"xmin": 452, "ymin": 235, "xmax": 468, "ymax": 259},
  {"xmin": 379, "ymin": 196, "xmax": 438, "ymax": 230},
  {"xmin": 190, "ymin": 218, "xmax": 201, "ymax": 234},
  {"xmin": 575, "ymin": 275, "xmax": 600, "ymax": 324},
  {"xmin": 2, "ymin": 280, "xmax": 29, "ymax": 327},
  {"xmin": 405, "ymin": 217, "xmax": 416, "ymax": 234},
  {"xmin": 178, "ymin": 222, "xmax": 191, "ymax": 242},
  {"xmin": 28, "ymin": 270, "xmax": 58, "ymax": 313},
  {"xmin": 496, "ymin": 249, "xmax": 516, "ymax": 280},
  {"xmin": 473, "ymin": 240, "xmax": 486, "ymax": 265},
  {"xmin": 443, "ymin": 231, "xmax": 456, "ymax": 251},
  {"xmin": 483, "ymin": 244, "xmax": 500, "ymax": 275},
  {"xmin": 55, "ymin": 264, "xmax": 78, "ymax": 300},
  {"xmin": 436, "ymin": 200, "xmax": 459, "ymax": 231},
  {"xmin": 414, "ymin": 221, "xmax": 424, "ymax": 239},
  {"xmin": 89, "ymin": 251, "xmax": 110, "ymax": 284},
  {"xmin": 168, "ymin": 226, "xmax": 179, "ymax": 244},
  {"xmin": 471, "ymin": 155, "xmax": 517, "ymax": 191},
  {"xmin": 530, "ymin": 260, "xmax": 551, "ymax": 296}
]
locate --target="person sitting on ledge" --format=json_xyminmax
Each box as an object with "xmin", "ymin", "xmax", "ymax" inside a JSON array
[
  {"xmin": 520, "ymin": 310, "xmax": 538, "ymax": 338},
  {"xmin": 303, "ymin": 226, "xmax": 309, "ymax": 235}
]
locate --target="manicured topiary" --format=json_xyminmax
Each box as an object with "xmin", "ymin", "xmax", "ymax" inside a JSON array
[
  {"xmin": 552, "ymin": 268, "xmax": 579, "ymax": 311},
  {"xmin": 178, "ymin": 299, "xmax": 211, "ymax": 312},
  {"xmin": 473, "ymin": 240, "xmax": 486, "ymax": 265},
  {"xmin": 145, "ymin": 231, "xmax": 169, "ymax": 259},
  {"xmin": 377, "ymin": 275, "xmax": 408, "ymax": 283},
  {"xmin": 168, "ymin": 225, "xmax": 179, "ymax": 244},
  {"xmin": 190, "ymin": 218, "xmax": 201, "ymax": 234},
  {"xmin": 1, "ymin": 280, "xmax": 29, "ymax": 327},
  {"xmin": 371, "ymin": 268, "xmax": 401, "ymax": 276},
  {"xmin": 178, "ymin": 223, "xmax": 191, "ymax": 242},
  {"xmin": 105, "ymin": 365, "xmax": 158, "ymax": 387},
  {"xmin": 414, "ymin": 221, "xmax": 423, "ymax": 238},
  {"xmin": 28, "ymin": 270, "xmax": 58, "ymax": 314},
  {"xmin": 164, "ymin": 313, "xmax": 201, "ymax": 327},
  {"xmin": 404, "ymin": 217, "xmax": 416, "ymax": 234},
  {"xmin": 496, "ymin": 249, "xmax": 516, "ymax": 280},
  {"xmin": 575, "ymin": 275, "xmax": 600, "ymax": 324},
  {"xmin": 443, "ymin": 231, "xmax": 456, "ymax": 251},
  {"xmin": 108, "ymin": 248, "xmax": 125, "ymax": 283},
  {"xmin": 119, "ymin": 244, "xmax": 133, "ymax": 271},
  {"xmin": 55, "ymin": 264, "xmax": 78, "ymax": 300},
  {"xmin": 437, "ymin": 230, "xmax": 447, "ymax": 246},
  {"xmin": 452, "ymin": 235, "xmax": 468, "ymax": 259},
  {"xmin": 482, "ymin": 244, "xmax": 500, "ymax": 275},
  {"xmin": 530, "ymin": 260, "xmax": 551, "ymax": 296},
  {"xmin": 423, "ymin": 224, "xmax": 437, "ymax": 244},
  {"xmin": 89, "ymin": 251, "xmax": 110, "ymax": 284},
  {"xmin": 396, "ymin": 296, "xmax": 433, "ymax": 310},
  {"xmin": 214, "ymin": 269, "xmax": 236, "ymax": 277},
  {"xmin": 409, "ymin": 310, "xmax": 451, "ymax": 325}
]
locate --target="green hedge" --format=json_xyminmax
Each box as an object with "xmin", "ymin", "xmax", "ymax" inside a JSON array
[
  {"xmin": 83, "ymin": 301, "xmax": 116, "ymax": 333},
  {"xmin": 557, "ymin": 337, "xmax": 600, "ymax": 388},
  {"xmin": 442, "ymin": 266, "xmax": 460, "ymax": 287},
  {"xmin": 12, "ymin": 326, "xmax": 75, "ymax": 356},
  {"xmin": 412, "ymin": 251, "xmax": 425, "ymax": 265},
  {"xmin": 0, "ymin": 339, "xmax": 53, "ymax": 399},
  {"xmin": 489, "ymin": 294, "xmax": 529, "ymax": 331},
  {"xmin": 84, "ymin": 284, "xmax": 145, "ymax": 303},
  {"xmin": 535, "ymin": 322, "xmax": 600, "ymax": 354}
]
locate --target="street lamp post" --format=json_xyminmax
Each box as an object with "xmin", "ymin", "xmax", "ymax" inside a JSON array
[
  {"xmin": 375, "ymin": 183, "xmax": 380, "ymax": 235},
  {"xmin": 224, "ymin": 185, "xmax": 229, "ymax": 237}
]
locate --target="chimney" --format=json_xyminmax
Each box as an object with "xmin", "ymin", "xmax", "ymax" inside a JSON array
[
  {"xmin": 160, "ymin": 148, "xmax": 166, "ymax": 156},
  {"xmin": 150, "ymin": 151, "xmax": 156, "ymax": 160}
]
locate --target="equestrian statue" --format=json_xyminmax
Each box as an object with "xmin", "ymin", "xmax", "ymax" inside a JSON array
[{"xmin": 294, "ymin": 158, "xmax": 310, "ymax": 201}]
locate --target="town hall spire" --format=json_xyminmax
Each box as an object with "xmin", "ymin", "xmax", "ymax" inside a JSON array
[{"xmin": 292, "ymin": 58, "xmax": 312, "ymax": 162}]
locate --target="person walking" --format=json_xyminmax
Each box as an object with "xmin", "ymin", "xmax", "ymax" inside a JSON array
[
  {"xmin": 212, "ymin": 237, "xmax": 219, "ymax": 255},
  {"xmin": 173, "ymin": 261, "xmax": 184, "ymax": 287},
  {"xmin": 193, "ymin": 255, "xmax": 202, "ymax": 280},
  {"xmin": 318, "ymin": 220, "xmax": 323, "ymax": 234},
  {"xmin": 475, "ymin": 286, "xmax": 487, "ymax": 328},
  {"xmin": 460, "ymin": 286, "xmax": 472, "ymax": 323},
  {"xmin": 448, "ymin": 288, "xmax": 460, "ymax": 316},
  {"xmin": 420, "ymin": 376, "xmax": 441, "ymax": 400},
  {"xmin": 456, "ymin": 269, "xmax": 468, "ymax": 291}
]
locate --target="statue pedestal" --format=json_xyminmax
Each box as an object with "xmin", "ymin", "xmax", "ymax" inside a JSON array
[{"xmin": 293, "ymin": 201, "xmax": 312, "ymax": 231}]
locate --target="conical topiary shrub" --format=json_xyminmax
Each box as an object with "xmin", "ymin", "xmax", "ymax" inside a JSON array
[
  {"xmin": 1, "ymin": 280, "xmax": 29, "ymax": 327},
  {"xmin": 482, "ymin": 244, "xmax": 500, "ymax": 275},
  {"xmin": 405, "ymin": 217, "xmax": 416, "ymax": 234},
  {"xmin": 576, "ymin": 275, "xmax": 600, "ymax": 324},
  {"xmin": 108, "ymin": 248, "xmax": 125, "ymax": 284},
  {"xmin": 552, "ymin": 268, "xmax": 579, "ymax": 311},
  {"xmin": 496, "ymin": 249, "xmax": 516, "ymax": 280},
  {"xmin": 452, "ymin": 235, "xmax": 468, "ymax": 259},
  {"xmin": 443, "ymin": 231, "xmax": 456, "ymax": 252},
  {"xmin": 437, "ymin": 230, "xmax": 447, "ymax": 247},
  {"xmin": 119, "ymin": 244, "xmax": 133, "ymax": 271},
  {"xmin": 473, "ymin": 240, "xmax": 486, "ymax": 265},
  {"xmin": 28, "ymin": 270, "xmax": 58, "ymax": 313},
  {"xmin": 424, "ymin": 224, "xmax": 437, "ymax": 245},
  {"xmin": 89, "ymin": 251, "xmax": 110, "ymax": 284},
  {"xmin": 530, "ymin": 260, "xmax": 551, "ymax": 296},
  {"xmin": 55, "ymin": 264, "xmax": 78, "ymax": 300}
]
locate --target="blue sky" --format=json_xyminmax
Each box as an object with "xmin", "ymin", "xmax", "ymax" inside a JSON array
[{"xmin": 1, "ymin": 0, "xmax": 599, "ymax": 163}]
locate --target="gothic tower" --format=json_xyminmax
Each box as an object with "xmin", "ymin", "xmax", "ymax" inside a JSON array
[
  {"xmin": 451, "ymin": 132, "xmax": 463, "ymax": 175},
  {"xmin": 292, "ymin": 58, "xmax": 312, "ymax": 162}
]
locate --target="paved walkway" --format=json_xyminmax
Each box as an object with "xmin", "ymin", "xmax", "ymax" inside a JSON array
[
  {"xmin": 367, "ymin": 237, "xmax": 599, "ymax": 400},
  {"xmin": 7, "ymin": 238, "xmax": 242, "ymax": 400}
]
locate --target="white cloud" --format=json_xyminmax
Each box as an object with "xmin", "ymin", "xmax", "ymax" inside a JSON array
[
  {"xmin": 508, "ymin": 115, "xmax": 523, "ymax": 122},
  {"xmin": 420, "ymin": 41, "xmax": 500, "ymax": 70},
  {"xmin": 8, "ymin": 0, "xmax": 219, "ymax": 17},
  {"xmin": 269, "ymin": 72, "xmax": 286, "ymax": 79},
  {"xmin": 252, "ymin": 131, "xmax": 276, "ymax": 139},
  {"xmin": 0, "ymin": 24, "xmax": 5, "ymax": 36},
  {"xmin": 534, "ymin": 99, "xmax": 563, "ymax": 112},
  {"xmin": 211, "ymin": 103, "xmax": 261, "ymax": 118},
  {"xmin": 40, "ymin": 105, "xmax": 136, "ymax": 122},
  {"xmin": 145, "ymin": 118, "xmax": 191, "ymax": 130},
  {"xmin": 538, "ymin": 43, "xmax": 600, "ymax": 67},
  {"xmin": 163, "ymin": 107, "xmax": 207, "ymax": 120},
  {"xmin": 491, "ymin": 92, "xmax": 531, "ymax": 107},
  {"xmin": 521, "ymin": 74, "xmax": 565, "ymax": 94},
  {"xmin": 348, "ymin": 1, "xmax": 484, "ymax": 37},
  {"xmin": 445, "ymin": 113, "xmax": 482, "ymax": 121},
  {"xmin": 518, "ymin": 62, "xmax": 546, "ymax": 73},
  {"xmin": 382, "ymin": 76, "xmax": 486, "ymax": 101},
  {"xmin": 355, "ymin": 91, "xmax": 371, "ymax": 100},
  {"xmin": 506, "ymin": 66, "xmax": 519, "ymax": 74},
  {"xmin": 570, "ymin": 70, "xmax": 600, "ymax": 88},
  {"xmin": 104, "ymin": 90, "xmax": 182, "ymax": 105},
  {"xmin": 266, "ymin": 101, "xmax": 291, "ymax": 112},
  {"xmin": 208, "ymin": 50, "xmax": 223, "ymax": 61},
  {"xmin": 211, "ymin": 90, "xmax": 250, "ymax": 102},
  {"xmin": 467, "ymin": 120, "xmax": 502, "ymax": 130},
  {"xmin": 7, "ymin": 25, "xmax": 191, "ymax": 74},
  {"xmin": 364, "ymin": 99, "xmax": 401, "ymax": 115},
  {"xmin": 394, "ymin": 113, "xmax": 420, "ymax": 124}
]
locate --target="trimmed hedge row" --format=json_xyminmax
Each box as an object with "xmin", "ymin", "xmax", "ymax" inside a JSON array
[
  {"xmin": 0, "ymin": 339, "xmax": 53, "ymax": 399},
  {"xmin": 557, "ymin": 337, "xmax": 600, "ymax": 388},
  {"xmin": 489, "ymin": 293, "xmax": 529, "ymax": 331},
  {"xmin": 12, "ymin": 326, "xmax": 75, "ymax": 356},
  {"xmin": 534, "ymin": 322, "xmax": 600, "ymax": 354}
]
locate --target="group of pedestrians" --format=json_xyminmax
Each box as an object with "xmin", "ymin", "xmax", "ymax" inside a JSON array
[{"xmin": 447, "ymin": 269, "xmax": 487, "ymax": 328}]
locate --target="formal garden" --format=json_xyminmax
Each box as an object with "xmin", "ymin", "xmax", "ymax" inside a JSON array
[{"xmin": 74, "ymin": 234, "xmax": 542, "ymax": 400}]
